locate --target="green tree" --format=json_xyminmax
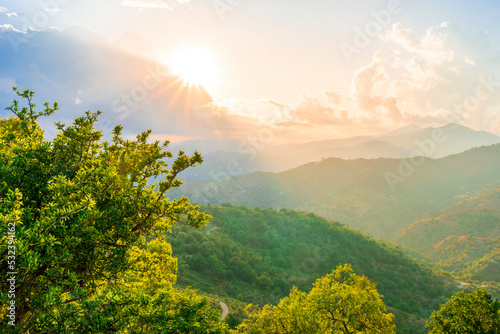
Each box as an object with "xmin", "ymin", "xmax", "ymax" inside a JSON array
[
  {"xmin": 234, "ymin": 264, "xmax": 396, "ymax": 333},
  {"xmin": 0, "ymin": 88, "xmax": 227, "ymax": 332},
  {"xmin": 426, "ymin": 288, "xmax": 500, "ymax": 334}
]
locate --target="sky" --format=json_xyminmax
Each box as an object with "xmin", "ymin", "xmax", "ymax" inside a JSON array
[{"xmin": 1, "ymin": 0, "xmax": 500, "ymax": 145}]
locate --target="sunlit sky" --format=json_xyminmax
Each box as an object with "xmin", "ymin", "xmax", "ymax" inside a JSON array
[{"xmin": 2, "ymin": 1, "xmax": 500, "ymax": 143}]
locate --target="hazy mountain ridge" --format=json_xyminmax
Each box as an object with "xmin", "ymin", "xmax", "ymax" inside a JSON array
[
  {"xmin": 172, "ymin": 144, "xmax": 500, "ymax": 239},
  {"xmin": 177, "ymin": 123, "xmax": 500, "ymax": 180}
]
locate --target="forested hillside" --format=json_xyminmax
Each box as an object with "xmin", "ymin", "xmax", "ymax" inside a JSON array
[
  {"xmin": 397, "ymin": 188, "xmax": 500, "ymax": 291},
  {"xmin": 399, "ymin": 187, "xmax": 500, "ymax": 248},
  {"xmin": 166, "ymin": 204, "xmax": 457, "ymax": 333},
  {"xmin": 171, "ymin": 144, "xmax": 500, "ymax": 239}
]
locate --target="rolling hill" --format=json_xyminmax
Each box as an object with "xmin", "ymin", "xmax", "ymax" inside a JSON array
[
  {"xmin": 397, "ymin": 188, "xmax": 500, "ymax": 284},
  {"xmin": 175, "ymin": 123, "xmax": 500, "ymax": 180},
  {"xmin": 398, "ymin": 187, "xmax": 500, "ymax": 249},
  {"xmin": 171, "ymin": 144, "xmax": 500, "ymax": 240},
  {"xmin": 165, "ymin": 204, "xmax": 457, "ymax": 333}
]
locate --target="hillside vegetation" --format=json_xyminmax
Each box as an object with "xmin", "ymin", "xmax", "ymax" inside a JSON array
[
  {"xmin": 3, "ymin": 89, "xmax": 498, "ymax": 333},
  {"xmin": 166, "ymin": 204, "xmax": 457, "ymax": 333},
  {"xmin": 172, "ymin": 144, "xmax": 500, "ymax": 239},
  {"xmin": 398, "ymin": 188, "xmax": 500, "ymax": 288}
]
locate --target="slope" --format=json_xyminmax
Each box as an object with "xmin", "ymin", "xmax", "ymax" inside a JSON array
[
  {"xmin": 165, "ymin": 204, "xmax": 456, "ymax": 333},
  {"xmin": 397, "ymin": 187, "xmax": 500, "ymax": 284},
  {"xmin": 171, "ymin": 144, "xmax": 500, "ymax": 239}
]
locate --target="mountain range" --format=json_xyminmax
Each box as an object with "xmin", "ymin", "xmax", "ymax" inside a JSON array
[
  {"xmin": 174, "ymin": 123, "xmax": 500, "ymax": 180},
  {"xmin": 171, "ymin": 143, "xmax": 500, "ymax": 240}
]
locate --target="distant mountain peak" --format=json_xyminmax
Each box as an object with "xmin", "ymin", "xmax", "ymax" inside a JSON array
[
  {"xmin": 384, "ymin": 123, "xmax": 423, "ymax": 137},
  {"xmin": 441, "ymin": 122, "xmax": 464, "ymax": 128},
  {"xmin": 437, "ymin": 123, "xmax": 474, "ymax": 132}
]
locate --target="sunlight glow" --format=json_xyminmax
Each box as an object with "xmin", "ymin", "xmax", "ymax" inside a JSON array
[{"xmin": 168, "ymin": 48, "xmax": 219, "ymax": 92}]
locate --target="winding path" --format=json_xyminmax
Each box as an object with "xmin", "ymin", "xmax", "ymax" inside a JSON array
[
  {"xmin": 219, "ymin": 300, "xmax": 229, "ymax": 320},
  {"xmin": 207, "ymin": 227, "xmax": 218, "ymax": 235}
]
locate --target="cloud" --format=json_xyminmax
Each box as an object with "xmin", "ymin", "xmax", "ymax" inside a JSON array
[
  {"xmin": 285, "ymin": 91, "xmax": 352, "ymax": 126},
  {"xmin": 260, "ymin": 99, "xmax": 287, "ymax": 110},
  {"xmin": 214, "ymin": 92, "xmax": 354, "ymax": 130},
  {"xmin": 0, "ymin": 24, "xmax": 21, "ymax": 33},
  {"xmin": 0, "ymin": 26, "xmax": 283, "ymax": 142},
  {"xmin": 383, "ymin": 22, "xmax": 500, "ymax": 130},
  {"xmin": 121, "ymin": 0, "xmax": 191, "ymax": 9},
  {"xmin": 205, "ymin": 96, "xmax": 283, "ymax": 124},
  {"xmin": 352, "ymin": 51, "xmax": 402, "ymax": 122},
  {"xmin": 327, "ymin": 22, "xmax": 500, "ymax": 132},
  {"xmin": 2, "ymin": 20, "xmax": 500, "ymax": 150},
  {"xmin": 322, "ymin": 90, "xmax": 343, "ymax": 105},
  {"xmin": 248, "ymin": 22, "xmax": 500, "ymax": 136},
  {"xmin": 147, "ymin": 21, "xmax": 500, "ymax": 139},
  {"xmin": 43, "ymin": 8, "xmax": 60, "ymax": 15},
  {"xmin": 0, "ymin": 27, "xmax": 210, "ymax": 135},
  {"xmin": 0, "ymin": 6, "xmax": 18, "ymax": 17}
]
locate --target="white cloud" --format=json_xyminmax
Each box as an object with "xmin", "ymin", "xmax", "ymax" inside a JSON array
[
  {"xmin": 43, "ymin": 8, "xmax": 60, "ymax": 15},
  {"xmin": 284, "ymin": 91, "xmax": 352, "ymax": 126},
  {"xmin": 0, "ymin": 24, "xmax": 21, "ymax": 33},
  {"xmin": 352, "ymin": 51, "xmax": 402, "ymax": 122},
  {"xmin": 227, "ymin": 22, "xmax": 500, "ymax": 136},
  {"xmin": 0, "ymin": 6, "xmax": 17, "ymax": 17},
  {"xmin": 192, "ymin": 21, "xmax": 500, "ymax": 139},
  {"xmin": 2, "ymin": 20, "xmax": 500, "ymax": 146},
  {"xmin": 336, "ymin": 21, "xmax": 500, "ymax": 133},
  {"xmin": 384, "ymin": 22, "xmax": 500, "ymax": 129}
]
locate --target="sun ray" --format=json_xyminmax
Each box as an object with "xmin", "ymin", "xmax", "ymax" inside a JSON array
[{"xmin": 167, "ymin": 48, "xmax": 218, "ymax": 92}]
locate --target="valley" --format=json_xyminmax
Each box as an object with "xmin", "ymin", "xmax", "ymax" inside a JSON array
[{"xmin": 168, "ymin": 139, "xmax": 500, "ymax": 332}]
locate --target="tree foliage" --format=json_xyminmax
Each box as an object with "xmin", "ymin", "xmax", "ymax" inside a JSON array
[
  {"xmin": 426, "ymin": 288, "xmax": 500, "ymax": 334},
  {"xmin": 0, "ymin": 88, "xmax": 227, "ymax": 332},
  {"xmin": 233, "ymin": 264, "xmax": 396, "ymax": 334},
  {"xmin": 167, "ymin": 203, "xmax": 455, "ymax": 332}
]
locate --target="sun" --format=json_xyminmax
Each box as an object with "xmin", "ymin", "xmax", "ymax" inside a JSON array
[{"xmin": 168, "ymin": 48, "xmax": 219, "ymax": 92}]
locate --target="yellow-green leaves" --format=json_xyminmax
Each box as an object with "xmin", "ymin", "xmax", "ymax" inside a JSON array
[
  {"xmin": 125, "ymin": 236, "xmax": 178, "ymax": 292},
  {"xmin": 0, "ymin": 89, "xmax": 217, "ymax": 332},
  {"xmin": 234, "ymin": 264, "xmax": 396, "ymax": 334},
  {"xmin": 427, "ymin": 289, "xmax": 500, "ymax": 333}
]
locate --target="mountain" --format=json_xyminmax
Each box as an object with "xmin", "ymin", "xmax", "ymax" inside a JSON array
[
  {"xmin": 396, "ymin": 188, "xmax": 500, "ymax": 284},
  {"xmin": 383, "ymin": 123, "xmax": 424, "ymax": 137},
  {"xmin": 398, "ymin": 187, "xmax": 500, "ymax": 250},
  {"xmin": 177, "ymin": 123, "xmax": 500, "ymax": 180},
  {"xmin": 166, "ymin": 204, "xmax": 457, "ymax": 333},
  {"xmin": 420, "ymin": 236, "xmax": 500, "ymax": 270},
  {"xmin": 171, "ymin": 144, "xmax": 500, "ymax": 239}
]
